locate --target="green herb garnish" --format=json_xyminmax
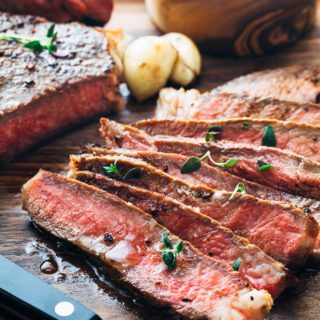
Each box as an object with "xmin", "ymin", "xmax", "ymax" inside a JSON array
[
  {"xmin": 103, "ymin": 157, "xmax": 121, "ymax": 178},
  {"xmin": 205, "ymin": 125, "xmax": 222, "ymax": 142},
  {"xmin": 181, "ymin": 151, "xmax": 238, "ymax": 174},
  {"xmin": 242, "ymin": 121, "xmax": 250, "ymax": 130},
  {"xmin": 0, "ymin": 24, "xmax": 58, "ymax": 54},
  {"xmin": 161, "ymin": 233, "xmax": 173, "ymax": 249},
  {"xmin": 180, "ymin": 156, "xmax": 203, "ymax": 173},
  {"xmin": 160, "ymin": 233, "xmax": 183, "ymax": 270},
  {"xmin": 205, "ymin": 132, "xmax": 218, "ymax": 142},
  {"xmin": 103, "ymin": 158, "xmax": 141, "ymax": 181},
  {"xmin": 232, "ymin": 257, "xmax": 241, "ymax": 271},
  {"xmin": 262, "ymin": 125, "xmax": 276, "ymax": 147},
  {"xmin": 162, "ymin": 251, "xmax": 176, "ymax": 270},
  {"xmin": 229, "ymin": 183, "xmax": 245, "ymax": 199},
  {"xmin": 257, "ymin": 160, "xmax": 273, "ymax": 171},
  {"xmin": 216, "ymin": 158, "xmax": 238, "ymax": 168},
  {"xmin": 234, "ymin": 183, "xmax": 245, "ymax": 193}
]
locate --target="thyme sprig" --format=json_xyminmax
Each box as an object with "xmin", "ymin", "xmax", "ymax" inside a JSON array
[
  {"xmin": 233, "ymin": 183, "xmax": 245, "ymax": 194},
  {"xmin": 160, "ymin": 233, "xmax": 183, "ymax": 270},
  {"xmin": 0, "ymin": 24, "xmax": 58, "ymax": 54},
  {"xmin": 102, "ymin": 157, "xmax": 141, "ymax": 181},
  {"xmin": 229, "ymin": 183, "xmax": 245, "ymax": 199},
  {"xmin": 181, "ymin": 151, "xmax": 238, "ymax": 174}
]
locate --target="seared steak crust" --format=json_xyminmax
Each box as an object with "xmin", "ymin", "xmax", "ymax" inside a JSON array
[
  {"xmin": 70, "ymin": 154, "xmax": 318, "ymax": 267},
  {"xmin": 155, "ymin": 88, "xmax": 320, "ymax": 127},
  {"xmin": 22, "ymin": 170, "xmax": 273, "ymax": 320},
  {"xmin": 214, "ymin": 65, "xmax": 320, "ymax": 103},
  {"xmin": 0, "ymin": 13, "xmax": 122, "ymax": 160},
  {"xmin": 135, "ymin": 119, "xmax": 320, "ymax": 162},
  {"xmin": 72, "ymin": 170, "xmax": 295, "ymax": 298}
]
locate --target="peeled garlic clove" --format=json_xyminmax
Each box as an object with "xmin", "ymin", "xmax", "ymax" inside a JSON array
[
  {"xmin": 163, "ymin": 32, "xmax": 201, "ymax": 86},
  {"xmin": 124, "ymin": 36, "xmax": 177, "ymax": 101}
]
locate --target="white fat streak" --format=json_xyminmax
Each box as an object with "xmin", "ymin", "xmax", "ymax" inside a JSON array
[
  {"xmin": 211, "ymin": 289, "xmax": 272, "ymax": 320},
  {"xmin": 80, "ymin": 231, "xmax": 141, "ymax": 265},
  {"xmin": 245, "ymin": 260, "xmax": 286, "ymax": 288},
  {"xmin": 80, "ymin": 235, "xmax": 107, "ymax": 253},
  {"xmin": 106, "ymin": 240, "xmax": 134, "ymax": 263}
]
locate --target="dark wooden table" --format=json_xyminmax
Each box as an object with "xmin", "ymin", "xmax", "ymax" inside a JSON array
[{"xmin": 1, "ymin": 1, "xmax": 320, "ymax": 319}]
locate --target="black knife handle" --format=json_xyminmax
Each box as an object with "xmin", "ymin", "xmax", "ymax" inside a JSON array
[{"xmin": 0, "ymin": 255, "xmax": 102, "ymax": 320}]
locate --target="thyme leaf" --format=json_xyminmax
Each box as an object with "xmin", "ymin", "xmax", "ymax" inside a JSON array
[
  {"xmin": 242, "ymin": 121, "xmax": 250, "ymax": 130},
  {"xmin": 214, "ymin": 158, "xmax": 238, "ymax": 168},
  {"xmin": 232, "ymin": 257, "xmax": 241, "ymax": 271},
  {"xmin": 23, "ymin": 40, "xmax": 43, "ymax": 52},
  {"xmin": 257, "ymin": 160, "xmax": 273, "ymax": 171},
  {"xmin": 162, "ymin": 251, "xmax": 176, "ymax": 271},
  {"xmin": 234, "ymin": 183, "xmax": 245, "ymax": 194},
  {"xmin": 174, "ymin": 240, "xmax": 183, "ymax": 253},
  {"xmin": 205, "ymin": 132, "xmax": 219, "ymax": 142},
  {"xmin": 205, "ymin": 125, "xmax": 222, "ymax": 142},
  {"xmin": 161, "ymin": 233, "xmax": 173, "ymax": 249},
  {"xmin": 46, "ymin": 24, "xmax": 56, "ymax": 38},
  {"xmin": 262, "ymin": 125, "xmax": 277, "ymax": 147},
  {"xmin": 180, "ymin": 156, "xmax": 202, "ymax": 173}
]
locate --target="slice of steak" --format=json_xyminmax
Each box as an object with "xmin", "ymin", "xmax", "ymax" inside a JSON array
[
  {"xmin": 69, "ymin": 154, "xmax": 318, "ymax": 267},
  {"xmin": 155, "ymin": 137, "xmax": 320, "ymax": 201},
  {"xmin": 83, "ymin": 146, "xmax": 320, "ymax": 218},
  {"xmin": 22, "ymin": 170, "xmax": 273, "ymax": 320},
  {"xmin": 214, "ymin": 65, "xmax": 320, "ymax": 103},
  {"xmin": 100, "ymin": 119, "xmax": 320, "ymax": 201},
  {"xmin": 73, "ymin": 170, "xmax": 296, "ymax": 298},
  {"xmin": 134, "ymin": 119, "xmax": 320, "ymax": 162},
  {"xmin": 0, "ymin": 0, "xmax": 113, "ymax": 25},
  {"xmin": 0, "ymin": 13, "xmax": 122, "ymax": 161},
  {"xmin": 155, "ymin": 88, "xmax": 320, "ymax": 127}
]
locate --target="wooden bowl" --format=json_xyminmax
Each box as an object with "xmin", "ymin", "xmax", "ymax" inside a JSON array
[{"xmin": 145, "ymin": 0, "xmax": 316, "ymax": 56}]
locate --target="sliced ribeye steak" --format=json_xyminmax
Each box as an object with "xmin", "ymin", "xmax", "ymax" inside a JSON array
[
  {"xmin": 214, "ymin": 65, "xmax": 320, "ymax": 103},
  {"xmin": 70, "ymin": 153, "xmax": 318, "ymax": 267},
  {"xmin": 83, "ymin": 146, "xmax": 320, "ymax": 218},
  {"xmin": 155, "ymin": 88, "xmax": 320, "ymax": 127},
  {"xmin": 135, "ymin": 119, "xmax": 320, "ymax": 162},
  {"xmin": 22, "ymin": 170, "xmax": 273, "ymax": 320},
  {"xmin": 100, "ymin": 119, "xmax": 320, "ymax": 201},
  {"xmin": 0, "ymin": 13, "xmax": 122, "ymax": 161},
  {"xmin": 72, "ymin": 170, "xmax": 296, "ymax": 298}
]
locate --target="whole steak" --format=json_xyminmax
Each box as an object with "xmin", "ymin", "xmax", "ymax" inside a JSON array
[
  {"xmin": 0, "ymin": 12, "xmax": 122, "ymax": 161},
  {"xmin": 0, "ymin": 0, "xmax": 113, "ymax": 25}
]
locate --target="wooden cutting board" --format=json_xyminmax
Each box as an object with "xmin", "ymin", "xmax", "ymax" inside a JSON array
[{"xmin": 1, "ymin": 1, "xmax": 320, "ymax": 319}]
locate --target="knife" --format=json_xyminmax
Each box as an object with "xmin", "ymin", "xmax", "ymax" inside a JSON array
[{"xmin": 0, "ymin": 255, "xmax": 102, "ymax": 320}]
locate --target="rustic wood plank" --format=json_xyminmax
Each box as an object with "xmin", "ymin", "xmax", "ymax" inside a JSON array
[{"xmin": 1, "ymin": 1, "xmax": 320, "ymax": 319}]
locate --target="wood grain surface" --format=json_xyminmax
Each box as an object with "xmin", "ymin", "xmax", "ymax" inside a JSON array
[
  {"xmin": 145, "ymin": 0, "xmax": 317, "ymax": 56},
  {"xmin": 1, "ymin": 1, "xmax": 320, "ymax": 319}
]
